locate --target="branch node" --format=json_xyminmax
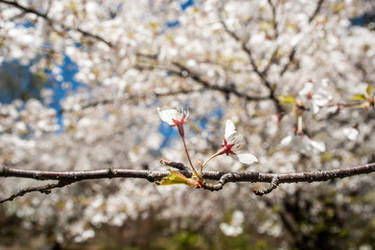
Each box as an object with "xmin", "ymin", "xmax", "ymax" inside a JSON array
[
  {"xmin": 1, "ymin": 166, "xmax": 10, "ymax": 176},
  {"xmin": 107, "ymin": 168, "xmax": 115, "ymax": 178}
]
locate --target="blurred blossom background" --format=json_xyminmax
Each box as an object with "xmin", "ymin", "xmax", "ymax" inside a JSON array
[{"xmin": 1, "ymin": 0, "xmax": 375, "ymax": 249}]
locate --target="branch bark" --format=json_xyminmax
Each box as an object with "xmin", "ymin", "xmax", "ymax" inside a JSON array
[{"xmin": 1, "ymin": 161, "xmax": 375, "ymax": 203}]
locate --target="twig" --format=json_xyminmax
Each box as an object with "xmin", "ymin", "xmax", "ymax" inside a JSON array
[
  {"xmin": 0, "ymin": 180, "xmax": 74, "ymax": 203},
  {"xmin": 155, "ymin": 88, "xmax": 202, "ymax": 97},
  {"xmin": 261, "ymin": 0, "xmax": 280, "ymax": 75},
  {"xmin": 160, "ymin": 160, "xmax": 188, "ymax": 172},
  {"xmin": 280, "ymin": 0, "xmax": 324, "ymax": 76},
  {"xmin": 1, "ymin": 162, "xmax": 375, "ymax": 203},
  {"xmin": 219, "ymin": 17, "xmax": 284, "ymax": 114},
  {"xmin": 309, "ymin": 0, "xmax": 324, "ymax": 23}
]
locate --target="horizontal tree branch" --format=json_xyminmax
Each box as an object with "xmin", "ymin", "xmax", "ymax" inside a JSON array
[{"xmin": 1, "ymin": 161, "xmax": 375, "ymax": 203}]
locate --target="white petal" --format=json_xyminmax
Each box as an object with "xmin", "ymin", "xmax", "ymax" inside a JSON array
[
  {"xmin": 225, "ymin": 120, "xmax": 237, "ymax": 139},
  {"xmin": 236, "ymin": 153, "xmax": 258, "ymax": 165},
  {"xmin": 299, "ymin": 82, "xmax": 313, "ymax": 96},
  {"xmin": 342, "ymin": 127, "xmax": 358, "ymax": 141},
  {"xmin": 227, "ymin": 133, "xmax": 242, "ymax": 151},
  {"xmin": 280, "ymin": 135, "xmax": 293, "ymax": 146},
  {"xmin": 307, "ymin": 138, "xmax": 326, "ymax": 152},
  {"xmin": 157, "ymin": 108, "xmax": 179, "ymax": 125}
]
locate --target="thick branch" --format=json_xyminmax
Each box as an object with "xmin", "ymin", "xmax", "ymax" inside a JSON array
[{"xmin": 1, "ymin": 162, "xmax": 375, "ymax": 203}]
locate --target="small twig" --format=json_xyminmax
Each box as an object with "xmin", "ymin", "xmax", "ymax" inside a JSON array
[
  {"xmin": 280, "ymin": 0, "xmax": 325, "ymax": 76},
  {"xmin": 253, "ymin": 176, "xmax": 280, "ymax": 196},
  {"xmin": 160, "ymin": 160, "xmax": 189, "ymax": 172},
  {"xmin": 219, "ymin": 17, "xmax": 284, "ymax": 114},
  {"xmin": 0, "ymin": 180, "xmax": 74, "ymax": 204},
  {"xmin": 155, "ymin": 88, "xmax": 202, "ymax": 97},
  {"xmin": 267, "ymin": 0, "xmax": 279, "ymax": 39},
  {"xmin": 309, "ymin": 0, "xmax": 324, "ymax": 23}
]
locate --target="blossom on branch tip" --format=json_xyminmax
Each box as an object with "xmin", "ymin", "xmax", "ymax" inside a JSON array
[
  {"xmin": 157, "ymin": 108, "xmax": 189, "ymax": 137},
  {"xmin": 299, "ymin": 79, "xmax": 333, "ymax": 114},
  {"xmin": 218, "ymin": 120, "xmax": 258, "ymax": 165}
]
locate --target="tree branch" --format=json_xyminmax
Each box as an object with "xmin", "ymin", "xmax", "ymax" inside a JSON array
[
  {"xmin": 1, "ymin": 162, "xmax": 375, "ymax": 203},
  {"xmin": 261, "ymin": 0, "xmax": 280, "ymax": 75},
  {"xmin": 0, "ymin": 0, "xmax": 113, "ymax": 48},
  {"xmin": 219, "ymin": 16, "xmax": 284, "ymax": 114},
  {"xmin": 171, "ymin": 62, "xmax": 270, "ymax": 102},
  {"xmin": 0, "ymin": 180, "xmax": 74, "ymax": 203},
  {"xmin": 280, "ymin": 0, "xmax": 324, "ymax": 76},
  {"xmin": 309, "ymin": 0, "xmax": 324, "ymax": 23},
  {"xmin": 135, "ymin": 56, "xmax": 270, "ymax": 102}
]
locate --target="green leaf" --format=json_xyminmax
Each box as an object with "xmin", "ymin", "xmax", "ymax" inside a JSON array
[
  {"xmin": 157, "ymin": 169, "xmax": 198, "ymax": 187},
  {"xmin": 366, "ymin": 84, "xmax": 374, "ymax": 96},
  {"xmin": 278, "ymin": 95, "xmax": 296, "ymax": 104},
  {"xmin": 352, "ymin": 94, "xmax": 367, "ymax": 101}
]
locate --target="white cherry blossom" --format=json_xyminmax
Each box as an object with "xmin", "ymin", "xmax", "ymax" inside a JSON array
[
  {"xmin": 157, "ymin": 108, "xmax": 189, "ymax": 126},
  {"xmin": 219, "ymin": 120, "xmax": 258, "ymax": 165}
]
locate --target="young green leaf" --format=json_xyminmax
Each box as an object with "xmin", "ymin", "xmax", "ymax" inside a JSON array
[
  {"xmin": 352, "ymin": 94, "xmax": 367, "ymax": 101},
  {"xmin": 278, "ymin": 96, "xmax": 296, "ymax": 104},
  {"xmin": 157, "ymin": 169, "xmax": 200, "ymax": 187}
]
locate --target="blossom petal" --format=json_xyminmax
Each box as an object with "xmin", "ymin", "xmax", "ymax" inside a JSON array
[
  {"xmin": 304, "ymin": 137, "xmax": 326, "ymax": 152},
  {"xmin": 157, "ymin": 108, "xmax": 179, "ymax": 125},
  {"xmin": 236, "ymin": 153, "xmax": 258, "ymax": 165},
  {"xmin": 342, "ymin": 127, "xmax": 358, "ymax": 141},
  {"xmin": 225, "ymin": 120, "xmax": 237, "ymax": 139},
  {"xmin": 299, "ymin": 81, "xmax": 313, "ymax": 96},
  {"xmin": 280, "ymin": 135, "xmax": 293, "ymax": 146}
]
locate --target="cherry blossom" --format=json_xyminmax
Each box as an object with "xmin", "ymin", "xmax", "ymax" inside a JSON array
[
  {"xmin": 157, "ymin": 107, "xmax": 189, "ymax": 137},
  {"xmin": 299, "ymin": 79, "xmax": 334, "ymax": 114},
  {"xmin": 280, "ymin": 134, "xmax": 326, "ymax": 154},
  {"xmin": 203, "ymin": 120, "xmax": 258, "ymax": 167},
  {"xmin": 220, "ymin": 210, "xmax": 245, "ymax": 237},
  {"xmin": 157, "ymin": 107, "xmax": 200, "ymax": 178},
  {"xmin": 219, "ymin": 120, "xmax": 258, "ymax": 164}
]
